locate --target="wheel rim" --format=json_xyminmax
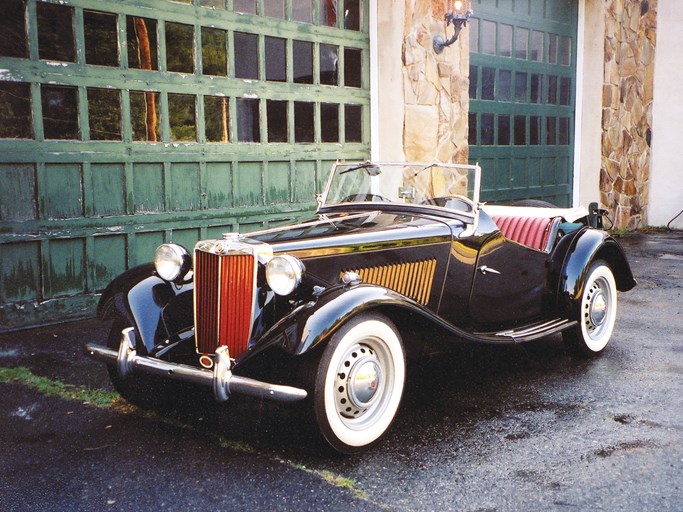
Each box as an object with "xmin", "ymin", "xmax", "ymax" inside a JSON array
[
  {"xmin": 589, "ymin": 289, "xmax": 607, "ymax": 327},
  {"xmin": 332, "ymin": 338, "xmax": 395, "ymax": 431},
  {"xmin": 581, "ymin": 272, "xmax": 616, "ymax": 350},
  {"xmin": 335, "ymin": 343, "xmax": 384, "ymax": 419}
]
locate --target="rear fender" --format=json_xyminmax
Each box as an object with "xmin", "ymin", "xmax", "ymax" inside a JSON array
[
  {"xmin": 97, "ymin": 264, "xmax": 193, "ymax": 353},
  {"xmin": 558, "ymin": 229, "xmax": 636, "ymax": 314}
]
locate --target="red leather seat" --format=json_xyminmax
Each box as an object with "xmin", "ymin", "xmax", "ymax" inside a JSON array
[{"xmin": 491, "ymin": 215, "xmax": 558, "ymax": 251}]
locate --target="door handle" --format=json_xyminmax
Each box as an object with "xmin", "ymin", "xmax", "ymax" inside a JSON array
[{"xmin": 478, "ymin": 265, "xmax": 501, "ymax": 275}]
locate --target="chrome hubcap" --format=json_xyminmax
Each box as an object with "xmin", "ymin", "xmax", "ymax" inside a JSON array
[
  {"xmin": 335, "ymin": 344, "xmax": 383, "ymax": 418},
  {"xmin": 590, "ymin": 290, "xmax": 607, "ymax": 327},
  {"xmin": 584, "ymin": 276, "xmax": 612, "ymax": 338}
]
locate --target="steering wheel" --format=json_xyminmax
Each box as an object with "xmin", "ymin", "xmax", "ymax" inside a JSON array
[
  {"xmin": 423, "ymin": 194, "xmax": 474, "ymax": 212},
  {"xmin": 341, "ymin": 193, "xmax": 392, "ymax": 203}
]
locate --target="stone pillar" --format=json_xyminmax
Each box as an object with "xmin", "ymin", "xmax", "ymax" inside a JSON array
[
  {"xmin": 402, "ymin": 0, "xmax": 470, "ymax": 164},
  {"xmin": 601, "ymin": 0, "xmax": 657, "ymax": 229}
]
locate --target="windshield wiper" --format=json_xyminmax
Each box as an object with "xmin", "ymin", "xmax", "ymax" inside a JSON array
[
  {"xmin": 339, "ymin": 161, "xmax": 382, "ymax": 176},
  {"xmin": 413, "ymin": 162, "xmax": 438, "ymax": 177}
]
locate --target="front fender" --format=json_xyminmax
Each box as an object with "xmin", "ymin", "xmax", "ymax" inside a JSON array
[
  {"xmin": 97, "ymin": 264, "xmax": 193, "ymax": 353},
  {"xmin": 295, "ymin": 285, "xmax": 418, "ymax": 355},
  {"xmin": 245, "ymin": 283, "xmax": 485, "ymax": 366},
  {"xmin": 246, "ymin": 284, "xmax": 431, "ymax": 362},
  {"xmin": 559, "ymin": 229, "xmax": 636, "ymax": 314}
]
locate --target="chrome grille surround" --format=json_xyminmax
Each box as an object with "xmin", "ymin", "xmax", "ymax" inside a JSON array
[{"xmin": 193, "ymin": 238, "xmax": 261, "ymax": 360}]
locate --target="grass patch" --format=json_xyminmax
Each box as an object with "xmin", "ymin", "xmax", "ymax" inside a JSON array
[
  {"xmin": 0, "ymin": 366, "xmax": 118, "ymax": 408},
  {"xmin": 217, "ymin": 437, "xmax": 256, "ymax": 454},
  {"xmin": 282, "ymin": 460, "xmax": 369, "ymax": 501},
  {"xmin": 319, "ymin": 470, "xmax": 360, "ymax": 494}
]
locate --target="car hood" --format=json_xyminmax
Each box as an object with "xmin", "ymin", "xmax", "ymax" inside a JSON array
[{"xmin": 246, "ymin": 210, "xmax": 458, "ymax": 259}]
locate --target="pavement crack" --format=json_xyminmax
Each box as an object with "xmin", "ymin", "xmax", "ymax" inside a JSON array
[
  {"xmin": 83, "ymin": 444, "xmax": 116, "ymax": 451},
  {"xmin": 592, "ymin": 439, "xmax": 659, "ymax": 458}
]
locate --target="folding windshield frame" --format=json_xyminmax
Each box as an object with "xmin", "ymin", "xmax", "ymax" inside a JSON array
[{"xmin": 318, "ymin": 162, "xmax": 482, "ymax": 220}]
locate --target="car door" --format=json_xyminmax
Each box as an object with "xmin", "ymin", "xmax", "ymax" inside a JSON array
[{"xmin": 467, "ymin": 231, "xmax": 549, "ymax": 328}]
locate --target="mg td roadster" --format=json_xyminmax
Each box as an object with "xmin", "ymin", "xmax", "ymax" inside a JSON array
[{"xmin": 86, "ymin": 162, "xmax": 636, "ymax": 453}]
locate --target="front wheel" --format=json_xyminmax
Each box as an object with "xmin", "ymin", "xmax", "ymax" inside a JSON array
[
  {"xmin": 563, "ymin": 261, "xmax": 618, "ymax": 356},
  {"xmin": 313, "ymin": 313, "xmax": 405, "ymax": 454}
]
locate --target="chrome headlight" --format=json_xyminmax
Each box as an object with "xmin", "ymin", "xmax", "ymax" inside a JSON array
[
  {"xmin": 266, "ymin": 255, "xmax": 304, "ymax": 296},
  {"xmin": 154, "ymin": 243, "xmax": 191, "ymax": 283}
]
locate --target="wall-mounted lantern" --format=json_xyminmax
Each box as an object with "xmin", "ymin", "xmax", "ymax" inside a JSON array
[{"xmin": 433, "ymin": 1, "xmax": 473, "ymax": 54}]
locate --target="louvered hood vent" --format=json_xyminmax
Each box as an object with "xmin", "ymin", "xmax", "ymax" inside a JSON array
[{"xmin": 341, "ymin": 259, "xmax": 437, "ymax": 305}]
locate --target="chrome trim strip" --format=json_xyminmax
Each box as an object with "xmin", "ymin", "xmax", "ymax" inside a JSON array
[
  {"xmin": 474, "ymin": 318, "xmax": 577, "ymax": 342},
  {"xmin": 284, "ymin": 237, "xmax": 451, "ymax": 260},
  {"xmin": 318, "ymin": 202, "xmax": 476, "ymax": 223}
]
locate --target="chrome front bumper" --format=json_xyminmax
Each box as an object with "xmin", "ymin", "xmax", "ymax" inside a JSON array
[{"xmin": 85, "ymin": 327, "xmax": 307, "ymax": 403}]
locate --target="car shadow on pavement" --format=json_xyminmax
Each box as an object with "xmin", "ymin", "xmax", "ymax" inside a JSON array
[
  {"xmin": 0, "ymin": 317, "xmax": 606, "ymax": 460},
  {"xmin": 120, "ymin": 333, "xmax": 597, "ymax": 459}
]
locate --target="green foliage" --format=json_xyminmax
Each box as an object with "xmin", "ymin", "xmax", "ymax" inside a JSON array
[
  {"xmin": 88, "ymin": 88, "xmax": 122, "ymax": 140},
  {"xmin": 169, "ymin": 94, "xmax": 197, "ymax": 142},
  {"xmin": 130, "ymin": 91, "xmax": 160, "ymax": 141},
  {"xmin": 202, "ymin": 27, "xmax": 228, "ymax": 76},
  {"xmin": 166, "ymin": 22, "xmax": 194, "ymax": 73},
  {"xmin": 0, "ymin": 83, "xmax": 32, "ymax": 139}
]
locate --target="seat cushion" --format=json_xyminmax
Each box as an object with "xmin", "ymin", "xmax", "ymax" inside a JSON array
[{"xmin": 491, "ymin": 215, "xmax": 557, "ymax": 251}]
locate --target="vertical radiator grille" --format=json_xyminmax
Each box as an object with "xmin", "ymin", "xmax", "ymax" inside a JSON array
[
  {"xmin": 194, "ymin": 250, "xmax": 255, "ymax": 359},
  {"xmin": 341, "ymin": 259, "xmax": 437, "ymax": 305}
]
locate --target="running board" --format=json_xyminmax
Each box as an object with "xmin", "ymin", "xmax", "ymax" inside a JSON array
[{"xmin": 474, "ymin": 318, "xmax": 577, "ymax": 343}]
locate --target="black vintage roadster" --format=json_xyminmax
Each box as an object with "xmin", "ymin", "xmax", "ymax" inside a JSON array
[{"xmin": 86, "ymin": 162, "xmax": 636, "ymax": 453}]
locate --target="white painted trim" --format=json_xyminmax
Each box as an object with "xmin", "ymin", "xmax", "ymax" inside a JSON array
[
  {"xmin": 369, "ymin": 0, "xmax": 379, "ymax": 161},
  {"xmin": 649, "ymin": 0, "xmax": 683, "ymax": 228},
  {"xmin": 572, "ymin": 0, "xmax": 585, "ymax": 208},
  {"xmin": 573, "ymin": 0, "xmax": 604, "ymax": 208}
]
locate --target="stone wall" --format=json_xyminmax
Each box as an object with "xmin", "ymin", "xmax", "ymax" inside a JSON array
[
  {"xmin": 402, "ymin": 0, "xmax": 470, "ymax": 164},
  {"xmin": 601, "ymin": 0, "xmax": 657, "ymax": 229}
]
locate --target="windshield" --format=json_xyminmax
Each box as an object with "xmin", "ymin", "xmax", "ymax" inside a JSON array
[{"xmin": 320, "ymin": 162, "xmax": 481, "ymax": 212}]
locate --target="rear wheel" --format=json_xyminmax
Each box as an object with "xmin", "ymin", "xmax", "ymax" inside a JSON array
[
  {"xmin": 313, "ymin": 313, "xmax": 405, "ymax": 454},
  {"xmin": 563, "ymin": 261, "xmax": 618, "ymax": 356}
]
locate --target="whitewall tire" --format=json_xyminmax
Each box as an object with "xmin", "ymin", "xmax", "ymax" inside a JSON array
[
  {"xmin": 313, "ymin": 313, "xmax": 405, "ymax": 453},
  {"xmin": 564, "ymin": 260, "xmax": 618, "ymax": 356}
]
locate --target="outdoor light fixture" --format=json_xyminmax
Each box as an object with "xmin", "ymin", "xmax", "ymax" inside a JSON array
[{"xmin": 433, "ymin": 1, "xmax": 473, "ymax": 54}]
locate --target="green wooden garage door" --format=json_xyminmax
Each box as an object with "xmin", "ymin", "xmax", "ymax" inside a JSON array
[
  {"xmin": 468, "ymin": 0, "xmax": 577, "ymax": 206},
  {"xmin": 0, "ymin": 0, "xmax": 370, "ymax": 329}
]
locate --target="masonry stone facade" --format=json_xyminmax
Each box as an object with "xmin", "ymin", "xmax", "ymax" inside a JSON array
[
  {"xmin": 400, "ymin": 0, "xmax": 659, "ymax": 230},
  {"xmin": 402, "ymin": 0, "xmax": 470, "ymax": 165},
  {"xmin": 601, "ymin": 0, "xmax": 657, "ymax": 229}
]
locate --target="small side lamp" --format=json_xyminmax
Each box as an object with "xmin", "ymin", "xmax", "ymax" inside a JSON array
[{"xmin": 433, "ymin": 1, "xmax": 473, "ymax": 54}]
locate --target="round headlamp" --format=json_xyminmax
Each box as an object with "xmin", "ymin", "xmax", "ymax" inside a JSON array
[
  {"xmin": 266, "ymin": 255, "xmax": 304, "ymax": 296},
  {"xmin": 154, "ymin": 243, "xmax": 191, "ymax": 283}
]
